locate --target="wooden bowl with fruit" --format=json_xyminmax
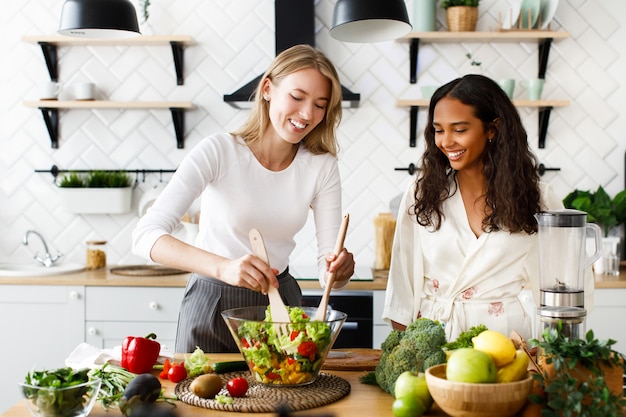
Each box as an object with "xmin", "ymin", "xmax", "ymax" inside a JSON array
[{"xmin": 425, "ymin": 363, "xmax": 533, "ymax": 417}]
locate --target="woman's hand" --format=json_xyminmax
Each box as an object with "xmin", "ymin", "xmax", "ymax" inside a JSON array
[
  {"xmin": 219, "ymin": 254, "xmax": 279, "ymax": 294},
  {"xmin": 324, "ymin": 248, "xmax": 355, "ymax": 288}
]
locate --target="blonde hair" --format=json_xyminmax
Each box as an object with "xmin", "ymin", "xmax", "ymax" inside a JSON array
[{"xmin": 231, "ymin": 44, "xmax": 343, "ymax": 157}]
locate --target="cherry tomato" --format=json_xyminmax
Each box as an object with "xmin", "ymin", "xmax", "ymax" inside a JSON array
[
  {"xmin": 159, "ymin": 358, "xmax": 171, "ymax": 379},
  {"xmin": 168, "ymin": 362, "xmax": 187, "ymax": 383},
  {"xmin": 226, "ymin": 377, "xmax": 249, "ymax": 397}
]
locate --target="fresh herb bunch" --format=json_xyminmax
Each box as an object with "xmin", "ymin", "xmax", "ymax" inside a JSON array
[
  {"xmin": 86, "ymin": 171, "xmax": 131, "ymax": 188},
  {"xmin": 88, "ymin": 363, "xmax": 137, "ymax": 409},
  {"xmin": 444, "ymin": 324, "xmax": 487, "ymax": 350},
  {"xmin": 528, "ymin": 323, "xmax": 626, "ymax": 417},
  {"xmin": 440, "ymin": 0, "xmax": 480, "ymax": 9},
  {"xmin": 59, "ymin": 172, "xmax": 85, "ymax": 188},
  {"xmin": 58, "ymin": 171, "xmax": 131, "ymax": 188},
  {"xmin": 21, "ymin": 367, "xmax": 93, "ymax": 417}
]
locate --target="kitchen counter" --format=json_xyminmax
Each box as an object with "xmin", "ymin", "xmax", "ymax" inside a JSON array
[
  {"xmin": 0, "ymin": 267, "xmax": 389, "ymax": 290},
  {"xmin": 1, "ymin": 265, "xmax": 625, "ymax": 289},
  {"xmin": 0, "ymin": 353, "xmax": 450, "ymax": 417}
]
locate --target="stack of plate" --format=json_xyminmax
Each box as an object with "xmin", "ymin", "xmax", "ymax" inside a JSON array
[{"xmin": 498, "ymin": 0, "xmax": 559, "ymax": 30}]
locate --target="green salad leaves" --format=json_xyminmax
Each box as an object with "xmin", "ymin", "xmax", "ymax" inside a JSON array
[{"xmin": 21, "ymin": 367, "xmax": 94, "ymax": 417}]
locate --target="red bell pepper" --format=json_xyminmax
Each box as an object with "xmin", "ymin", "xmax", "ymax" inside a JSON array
[{"xmin": 121, "ymin": 333, "xmax": 161, "ymax": 374}]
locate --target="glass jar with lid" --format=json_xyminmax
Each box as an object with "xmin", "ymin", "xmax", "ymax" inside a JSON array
[{"xmin": 86, "ymin": 240, "xmax": 107, "ymax": 270}]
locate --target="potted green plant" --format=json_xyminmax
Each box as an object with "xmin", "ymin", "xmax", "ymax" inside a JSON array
[
  {"xmin": 440, "ymin": 0, "xmax": 480, "ymax": 32},
  {"xmin": 563, "ymin": 186, "xmax": 626, "ymax": 238},
  {"xmin": 58, "ymin": 171, "xmax": 133, "ymax": 214},
  {"xmin": 528, "ymin": 323, "xmax": 626, "ymax": 416}
]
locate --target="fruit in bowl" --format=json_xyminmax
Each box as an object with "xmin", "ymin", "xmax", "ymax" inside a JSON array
[
  {"xmin": 19, "ymin": 367, "xmax": 101, "ymax": 417},
  {"xmin": 425, "ymin": 363, "xmax": 533, "ymax": 417},
  {"xmin": 221, "ymin": 305, "xmax": 347, "ymax": 386}
]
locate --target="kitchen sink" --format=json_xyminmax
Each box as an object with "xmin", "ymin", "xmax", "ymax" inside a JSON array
[{"xmin": 0, "ymin": 262, "xmax": 85, "ymax": 277}]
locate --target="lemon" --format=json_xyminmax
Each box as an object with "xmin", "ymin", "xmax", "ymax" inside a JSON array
[
  {"xmin": 496, "ymin": 349, "xmax": 530, "ymax": 383},
  {"xmin": 472, "ymin": 330, "xmax": 516, "ymax": 368}
]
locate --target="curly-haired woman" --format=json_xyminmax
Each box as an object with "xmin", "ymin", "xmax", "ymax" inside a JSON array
[{"xmin": 382, "ymin": 74, "xmax": 575, "ymax": 341}]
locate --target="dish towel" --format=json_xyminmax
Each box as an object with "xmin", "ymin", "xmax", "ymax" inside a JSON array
[{"xmin": 65, "ymin": 342, "xmax": 174, "ymax": 369}]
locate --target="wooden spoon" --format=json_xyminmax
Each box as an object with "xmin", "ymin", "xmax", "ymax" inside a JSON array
[
  {"xmin": 313, "ymin": 213, "xmax": 350, "ymax": 322},
  {"xmin": 249, "ymin": 229, "xmax": 290, "ymax": 336}
]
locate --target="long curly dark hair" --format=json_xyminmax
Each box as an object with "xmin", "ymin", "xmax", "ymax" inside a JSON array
[{"xmin": 413, "ymin": 74, "xmax": 541, "ymax": 234}]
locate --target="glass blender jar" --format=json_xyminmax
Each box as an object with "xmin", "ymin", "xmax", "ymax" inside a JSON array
[{"xmin": 534, "ymin": 209, "xmax": 602, "ymax": 339}]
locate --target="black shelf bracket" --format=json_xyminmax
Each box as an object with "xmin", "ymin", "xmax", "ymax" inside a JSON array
[
  {"xmin": 409, "ymin": 106, "xmax": 420, "ymax": 147},
  {"xmin": 170, "ymin": 41, "xmax": 185, "ymax": 85},
  {"xmin": 537, "ymin": 38, "xmax": 553, "ymax": 79},
  {"xmin": 410, "ymin": 38, "xmax": 420, "ymax": 84},
  {"xmin": 34, "ymin": 41, "xmax": 186, "ymax": 85},
  {"xmin": 538, "ymin": 106, "xmax": 553, "ymax": 148},
  {"xmin": 170, "ymin": 108, "xmax": 185, "ymax": 148},
  {"xmin": 39, "ymin": 42, "xmax": 58, "ymax": 82},
  {"xmin": 38, "ymin": 107, "xmax": 59, "ymax": 148}
]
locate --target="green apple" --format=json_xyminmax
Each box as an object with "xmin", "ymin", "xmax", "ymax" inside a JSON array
[
  {"xmin": 446, "ymin": 347, "xmax": 497, "ymax": 383},
  {"xmin": 394, "ymin": 371, "xmax": 433, "ymax": 410},
  {"xmin": 392, "ymin": 396, "xmax": 427, "ymax": 417}
]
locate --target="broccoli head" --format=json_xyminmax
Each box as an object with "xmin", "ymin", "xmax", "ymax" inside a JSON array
[{"xmin": 374, "ymin": 318, "xmax": 447, "ymax": 395}]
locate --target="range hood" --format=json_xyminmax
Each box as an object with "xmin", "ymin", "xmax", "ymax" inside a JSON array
[{"xmin": 223, "ymin": 0, "xmax": 360, "ymax": 109}]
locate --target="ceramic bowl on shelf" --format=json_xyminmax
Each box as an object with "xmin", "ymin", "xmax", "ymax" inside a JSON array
[
  {"xmin": 18, "ymin": 378, "xmax": 101, "ymax": 417},
  {"xmin": 425, "ymin": 364, "xmax": 533, "ymax": 417},
  {"xmin": 222, "ymin": 305, "xmax": 346, "ymax": 386}
]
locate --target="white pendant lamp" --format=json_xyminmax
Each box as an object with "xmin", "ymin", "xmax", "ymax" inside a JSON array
[
  {"xmin": 330, "ymin": 0, "xmax": 412, "ymax": 43},
  {"xmin": 58, "ymin": 0, "xmax": 141, "ymax": 39}
]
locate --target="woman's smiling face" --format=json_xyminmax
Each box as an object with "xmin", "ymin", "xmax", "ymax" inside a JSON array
[
  {"xmin": 432, "ymin": 96, "xmax": 492, "ymax": 172},
  {"xmin": 263, "ymin": 67, "xmax": 331, "ymax": 144}
]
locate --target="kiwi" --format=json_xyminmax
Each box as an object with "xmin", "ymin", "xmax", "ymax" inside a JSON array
[{"xmin": 190, "ymin": 373, "xmax": 223, "ymax": 399}]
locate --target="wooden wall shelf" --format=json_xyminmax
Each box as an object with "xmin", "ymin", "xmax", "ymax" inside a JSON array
[
  {"xmin": 396, "ymin": 99, "xmax": 570, "ymax": 148},
  {"xmin": 22, "ymin": 35, "xmax": 194, "ymax": 85},
  {"xmin": 23, "ymin": 100, "xmax": 194, "ymax": 149}
]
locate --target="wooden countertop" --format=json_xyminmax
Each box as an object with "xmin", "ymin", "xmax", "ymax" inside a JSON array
[
  {"xmin": 1, "ymin": 353, "xmax": 449, "ymax": 417},
  {"xmin": 1, "ymin": 265, "xmax": 625, "ymax": 289},
  {"xmin": 0, "ymin": 267, "xmax": 389, "ymax": 291}
]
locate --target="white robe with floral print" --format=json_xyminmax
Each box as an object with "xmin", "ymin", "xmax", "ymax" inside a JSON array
[{"xmin": 381, "ymin": 179, "xmax": 589, "ymax": 342}]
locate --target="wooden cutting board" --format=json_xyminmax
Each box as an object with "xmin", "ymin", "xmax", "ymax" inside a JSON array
[{"xmin": 321, "ymin": 348, "xmax": 382, "ymax": 371}]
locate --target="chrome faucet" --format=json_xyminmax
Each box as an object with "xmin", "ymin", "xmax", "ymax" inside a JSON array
[{"xmin": 22, "ymin": 230, "xmax": 63, "ymax": 267}]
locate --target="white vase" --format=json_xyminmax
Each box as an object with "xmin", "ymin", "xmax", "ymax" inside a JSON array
[{"xmin": 413, "ymin": 0, "xmax": 437, "ymax": 32}]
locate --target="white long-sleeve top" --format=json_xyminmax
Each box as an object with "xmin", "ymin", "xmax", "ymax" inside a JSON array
[
  {"xmin": 381, "ymin": 178, "xmax": 592, "ymax": 341},
  {"xmin": 132, "ymin": 133, "xmax": 343, "ymax": 284}
]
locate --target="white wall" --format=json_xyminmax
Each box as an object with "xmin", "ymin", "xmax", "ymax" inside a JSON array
[{"xmin": 1, "ymin": 0, "xmax": 625, "ymax": 270}]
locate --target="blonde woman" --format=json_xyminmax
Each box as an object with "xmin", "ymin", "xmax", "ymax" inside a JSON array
[{"xmin": 133, "ymin": 45, "xmax": 355, "ymax": 353}]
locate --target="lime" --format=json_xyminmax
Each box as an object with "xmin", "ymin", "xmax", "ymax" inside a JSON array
[{"xmin": 392, "ymin": 396, "xmax": 426, "ymax": 417}]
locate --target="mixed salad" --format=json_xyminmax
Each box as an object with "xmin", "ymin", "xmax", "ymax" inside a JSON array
[{"xmin": 237, "ymin": 306, "xmax": 332, "ymax": 385}]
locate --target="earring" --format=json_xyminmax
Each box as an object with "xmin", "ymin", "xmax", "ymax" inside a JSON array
[{"xmin": 263, "ymin": 95, "xmax": 270, "ymax": 101}]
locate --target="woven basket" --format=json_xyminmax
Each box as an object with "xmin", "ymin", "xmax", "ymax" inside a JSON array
[{"xmin": 446, "ymin": 6, "xmax": 478, "ymax": 32}]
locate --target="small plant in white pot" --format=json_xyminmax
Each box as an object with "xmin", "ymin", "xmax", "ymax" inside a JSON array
[{"xmin": 58, "ymin": 171, "xmax": 133, "ymax": 214}]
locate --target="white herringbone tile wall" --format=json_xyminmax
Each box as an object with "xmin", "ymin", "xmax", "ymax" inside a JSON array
[{"xmin": 1, "ymin": 0, "xmax": 625, "ymax": 270}]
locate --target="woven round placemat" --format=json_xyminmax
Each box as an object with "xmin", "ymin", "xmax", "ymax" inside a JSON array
[
  {"xmin": 175, "ymin": 371, "xmax": 350, "ymax": 413},
  {"xmin": 110, "ymin": 265, "xmax": 188, "ymax": 276}
]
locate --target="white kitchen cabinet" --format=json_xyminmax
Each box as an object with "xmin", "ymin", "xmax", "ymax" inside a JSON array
[
  {"xmin": 585, "ymin": 288, "xmax": 626, "ymax": 354},
  {"xmin": 85, "ymin": 287, "xmax": 185, "ymax": 350},
  {"xmin": 373, "ymin": 290, "xmax": 392, "ymax": 349},
  {"xmin": 0, "ymin": 285, "xmax": 85, "ymax": 414}
]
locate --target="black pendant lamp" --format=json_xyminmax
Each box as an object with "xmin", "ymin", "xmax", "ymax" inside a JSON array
[
  {"xmin": 330, "ymin": 0, "xmax": 412, "ymax": 43},
  {"xmin": 58, "ymin": 0, "xmax": 141, "ymax": 39}
]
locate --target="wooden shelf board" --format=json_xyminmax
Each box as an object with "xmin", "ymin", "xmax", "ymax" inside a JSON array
[
  {"xmin": 400, "ymin": 31, "xmax": 569, "ymax": 42},
  {"xmin": 21, "ymin": 34, "xmax": 195, "ymax": 46},
  {"xmin": 24, "ymin": 100, "xmax": 194, "ymax": 109},
  {"xmin": 396, "ymin": 99, "xmax": 569, "ymax": 107}
]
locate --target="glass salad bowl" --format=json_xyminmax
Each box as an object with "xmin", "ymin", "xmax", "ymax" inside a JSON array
[
  {"xmin": 222, "ymin": 305, "xmax": 347, "ymax": 386},
  {"xmin": 19, "ymin": 378, "xmax": 101, "ymax": 417}
]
